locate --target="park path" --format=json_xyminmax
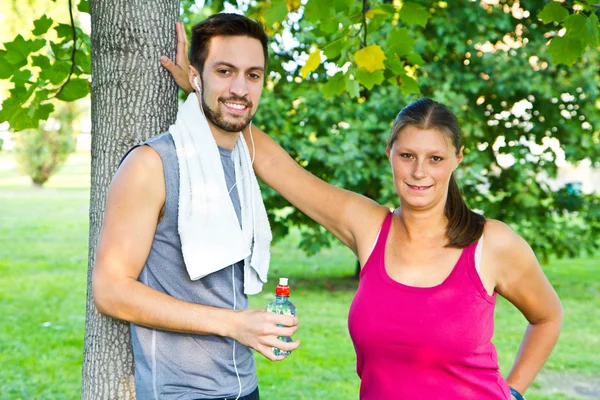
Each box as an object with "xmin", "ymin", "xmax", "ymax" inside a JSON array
[{"xmin": 538, "ymin": 370, "xmax": 600, "ymax": 399}]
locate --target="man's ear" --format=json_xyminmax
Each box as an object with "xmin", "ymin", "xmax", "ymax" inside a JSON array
[{"xmin": 188, "ymin": 66, "xmax": 200, "ymax": 92}]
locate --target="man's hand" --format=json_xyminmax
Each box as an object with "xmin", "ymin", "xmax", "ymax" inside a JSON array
[
  {"xmin": 230, "ymin": 309, "xmax": 300, "ymax": 361},
  {"xmin": 161, "ymin": 21, "xmax": 193, "ymax": 95}
]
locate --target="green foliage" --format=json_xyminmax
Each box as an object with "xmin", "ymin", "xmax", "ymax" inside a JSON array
[
  {"xmin": 231, "ymin": 0, "xmax": 600, "ymax": 262},
  {"xmin": 538, "ymin": 0, "xmax": 600, "ymax": 66},
  {"xmin": 0, "ymin": 0, "xmax": 90, "ymax": 132}
]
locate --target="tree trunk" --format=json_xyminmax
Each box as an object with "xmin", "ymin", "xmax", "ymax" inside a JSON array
[{"xmin": 82, "ymin": 1, "xmax": 179, "ymax": 398}]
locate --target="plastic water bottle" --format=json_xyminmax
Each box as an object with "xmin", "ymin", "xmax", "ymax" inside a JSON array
[{"xmin": 266, "ymin": 277, "xmax": 297, "ymax": 356}]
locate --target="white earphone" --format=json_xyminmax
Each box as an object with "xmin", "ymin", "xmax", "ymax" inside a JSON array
[{"xmin": 193, "ymin": 76, "xmax": 201, "ymax": 92}]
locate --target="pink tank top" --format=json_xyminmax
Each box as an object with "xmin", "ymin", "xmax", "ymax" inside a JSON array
[{"xmin": 348, "ymin": 213, "xmax": 511, "ymax": 399}]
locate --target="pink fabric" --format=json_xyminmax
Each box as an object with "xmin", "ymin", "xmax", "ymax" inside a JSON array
[{"xmin": 348, "ymin": 213, "xmax": 511, "ymax": 400}]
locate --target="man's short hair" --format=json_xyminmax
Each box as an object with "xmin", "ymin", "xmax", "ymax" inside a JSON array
[{"xmin": 190, "ymin": 13, "xmax": 269, "ymax": 73}]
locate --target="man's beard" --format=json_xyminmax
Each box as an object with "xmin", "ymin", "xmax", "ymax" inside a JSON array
[{"xmin": 202, "ymin": 94, "xmax": 255, "ymax": 133}]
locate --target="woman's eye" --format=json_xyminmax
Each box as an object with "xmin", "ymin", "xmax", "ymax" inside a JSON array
[{"xmin": 400, "ymin": 153, "xmax": 413, "ymax": 159}]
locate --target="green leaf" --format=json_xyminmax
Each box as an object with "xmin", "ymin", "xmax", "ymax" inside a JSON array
[
  {"xmin": 265, "ymin": 0, "xmax": 288, "ymax": 27},
  {"xmin": 321, "ymin": 18, "xmax": 339, "ymax": 34},
  {"xmin": 386, "ymin": 28, "xmax": 415, "ymax": 57},
  {"xmin": 563, "ymin": 14, "xmax": 591, "ymax": 45},
  {"xmin": 355, "ymin": 68, "xmax": 384, "ymax": 90},
  {"xmin": 548, "ymin": 35, "xmax": 584, "ymax": 66},
  {"xmin": 8, "ymin": 108, "xmax": 37, "ymax": 131},
  {"xmin": 384, "ymin": 55, "xmax": 404, "ymax": 76},
  {"xmin": 3, "ymin": 35, "xmax": 29, "ymax": 64},
  {"xmin": 32, "ymin": 54, "xmax": 51, "ymax": 70},
  {"xmin": 30, "ymin": 38, "xmax": 46, "ymax": 53},
  {"xmin": 332, "ymin": 0, "xmax": 352, "ymax": 14},
  {"xmin": 399, "ymin": 74, "xmax": 419, "ymax": 96},
  {"xmin": 50, "ymin": 42, "xmax": 70, "ymax": 60},
  {"xmin": 41, "ymin": 60, "xmax": 71, "ymax": 85},
  {"xmin": 32, "ymin": 102, "xmax": 54, "ymax": 122},
  {"xmin": 588, "ymin": 14, "xmax": 600, "ymax": 46},
  {"xmin": 323, "ymin": 38, "xmax": 346, "ymax": 61},
  {"xmin": 8, "ymin": 84, "xmax": 29, "ymax": 103},
  {"xmin": 406, "ymin": 52, "xmax": 425, "ymax": 66},
  {"xmin": 34, "ymin": 88, "xmax": 51, "ymax": 102},
  {"xmin": 0, "ymin": 95, "xmax": 37, "ymax": 131},
  {"xmin": 0, "ymin": 98, "xmax": 19, "ymax": 124},
  {"xmin": 0, "ymin": 54, "xmax": 13, "ymax": 79},
  {"xmin": 75, "ymin": 49, "xmax": 91, "ymax": 74},
  {"xmin": 56, "ymin": 78, "xmax": 89, "ymax": 101},
  {"xmin": 77, "ymin": 0, "xmax": 90, "ymax": 13},
  {"xmin": 32, "ymin": 15, "xmax": 53, "ymax": 36},
  {"xmin": 321, "ymin": 72, "xmax": 346, "ymax": 99},
  {"xmin": 303, "ymin": 0, "xmax": 332, "ymax": 23},
  {"xmin": 400, "ymin": 2, "xmax": 431, "ymax": 27},
  {"xmin": 55, "ymin": 23, "xmax": 73, "ymax": 39},
  {"xmin": 538, "ymin": 2, "xmax": 569, "ymax": 24},
  {"xmin": 345, "ymin": 77, "xmax": 360, "ymax": 98},
  {"xmin": 11, "ymin": 69, "xmax": 32, "ymax": 85}
]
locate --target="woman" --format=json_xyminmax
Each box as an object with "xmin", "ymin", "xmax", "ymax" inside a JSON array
[{"xmin": 245, "ymin": 98, "xmax": 562, "ymax": 400}]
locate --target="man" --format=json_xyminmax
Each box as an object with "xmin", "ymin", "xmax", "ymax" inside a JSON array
[{"xmin": 93, "ymin": 14, "xmax": 299, "ymax": 400}]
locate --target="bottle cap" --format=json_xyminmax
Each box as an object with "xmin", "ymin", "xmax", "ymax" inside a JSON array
[{"xmin": 276, "ymin": 277, "xmax": 290, "ymax": 296}]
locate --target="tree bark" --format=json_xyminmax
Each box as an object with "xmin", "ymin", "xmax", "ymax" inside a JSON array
[{"xmin": 82, "ymin": 1, "xmax": 179, "ymax": 398}]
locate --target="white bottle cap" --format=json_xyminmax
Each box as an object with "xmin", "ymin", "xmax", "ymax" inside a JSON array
[{"xmin": 279, "ymin": 277, "xmax": 288, "ymax": 286}]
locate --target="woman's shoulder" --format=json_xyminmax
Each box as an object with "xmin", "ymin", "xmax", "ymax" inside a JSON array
[{"xmin": 482, "ymin": 219, "xmax": 533, "ymax": 261}]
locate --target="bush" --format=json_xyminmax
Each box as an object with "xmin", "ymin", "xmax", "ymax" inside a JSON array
[{"xmin": 14, "ymin": 127, "xmax": 75, "ymax": 187}]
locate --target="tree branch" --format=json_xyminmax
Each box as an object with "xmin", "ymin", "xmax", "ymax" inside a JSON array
[
  {"xmin": 51, "ymin": 0, "xmax": 77, "ymax": 99},
  {"xmin": 361, "ymin": 0, "xmax": 368, "ymax": 47}
]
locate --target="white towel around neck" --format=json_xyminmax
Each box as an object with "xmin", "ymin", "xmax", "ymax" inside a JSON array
[{"xmin": 168, "ymin": 93, "xmax": 272, "ymax": 295}]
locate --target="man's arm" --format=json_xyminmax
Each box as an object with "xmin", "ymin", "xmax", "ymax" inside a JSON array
[{"xmin": 92, "ymin": 145, "xmax": 299, "ymax": 361}]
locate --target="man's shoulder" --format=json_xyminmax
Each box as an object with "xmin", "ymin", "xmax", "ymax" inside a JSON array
[
  {"xmin": 120, "ymin": 145, "xmax": 164, "ymax": 178},
  {"xmin": 146, "ymin": 131, "xmax": 174, "ymax": 146}
]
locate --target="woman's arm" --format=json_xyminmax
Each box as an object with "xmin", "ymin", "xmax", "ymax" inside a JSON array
[{"xmin": 485, "ymin": 220, "xmax": 563, "ymax": 395}]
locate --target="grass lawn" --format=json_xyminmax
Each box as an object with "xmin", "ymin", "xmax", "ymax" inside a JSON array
[{"xmin": 0, "ymin": 151, "xmax": 598, "ymax": 399}]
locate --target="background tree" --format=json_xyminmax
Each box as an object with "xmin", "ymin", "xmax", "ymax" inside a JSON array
[
  {"xmin": 79, "ymin": 0, "xmax": 179, "ymax": 398},
  {"xmin": 14, "ymin": 101, "xmax": 79, "ymax": 186},
  {"xmin": 244, "ymin": 0, "xmax": 600, "ymax": 263}
]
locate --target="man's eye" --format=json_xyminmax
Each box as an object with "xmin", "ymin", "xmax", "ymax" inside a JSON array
[
  {"xmin": 249, "ymin": 73, "xmax": 262, "ymax": 79},
  {"xmin": 218, "ymin": 69, "xmax": 231, "ymax": 75},
  {"xmin": 431, "ymin": 156, "xmax": 443, "ymax": 162}
]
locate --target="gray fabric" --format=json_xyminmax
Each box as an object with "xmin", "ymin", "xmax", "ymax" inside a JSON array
[{"xmin": 129, "ymin": 132, "xmax": 257, "ymax": 400}]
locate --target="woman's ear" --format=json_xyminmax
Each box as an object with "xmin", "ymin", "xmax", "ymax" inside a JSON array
[{"xmin": 455, "ymin": 145, "xmax": 465, "ymax": 168}]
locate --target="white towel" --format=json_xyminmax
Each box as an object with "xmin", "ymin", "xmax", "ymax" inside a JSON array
[{"xmin": 168, "ymin": 93, "xmax": 272, "ymax": 295}]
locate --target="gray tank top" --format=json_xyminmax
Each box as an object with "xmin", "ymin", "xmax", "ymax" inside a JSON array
[{"xmin": 129, "ymin": 133, "xmax": 258, "ymax": 400}]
